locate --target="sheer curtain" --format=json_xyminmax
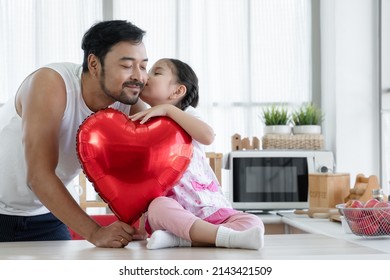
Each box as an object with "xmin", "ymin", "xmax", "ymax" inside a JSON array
[
  {"xmin": 0, "ymin": 0, "xmax": 103, "ymax": 104},
  {"xmin": 1, "ymin": 0, "xmax": 312, "ymax": 194},
  {"xmin": 113, "ymin": 0, "xmax": 312, "ymax": 155},
  {"xmin": 1, "ymin": 0, "xmax": 311, "ymax": 153}
]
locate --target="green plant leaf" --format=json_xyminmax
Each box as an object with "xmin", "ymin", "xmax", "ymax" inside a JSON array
[
  {"xmin": 292, "ymin": 103, "xmax": 324, "ymax": 125},
  {"xmin": 260, "ymin": 105, "xmax": 291, "ymax": 125}
]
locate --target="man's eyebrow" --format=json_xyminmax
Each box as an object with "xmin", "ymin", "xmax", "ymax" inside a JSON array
[{"xmin": 120, "ymin": 57, "xmax": 148, "ymax": 62}]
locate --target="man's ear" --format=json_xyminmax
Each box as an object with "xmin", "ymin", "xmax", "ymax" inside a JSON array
[
  {"xmin": 88, "ymin": 54, "xmax": 100, "ymax": 78},
  {"xmin": 170, "ymin": 84, "xmax": 187, "ymax": 100}
]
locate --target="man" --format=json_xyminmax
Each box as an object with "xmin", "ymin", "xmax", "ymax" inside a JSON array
[{"xmin": 0, "ymin": 20, "xmax": 148, "ymax": 247}]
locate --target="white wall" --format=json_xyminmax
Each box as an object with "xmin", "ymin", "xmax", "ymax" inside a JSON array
[
  {"xmin": 382, "ymin": 0, "xmax": 390, "ymax": 196},
  {"xmin": 321, "ymin": 0, "xmax": 383, "ymax": 192}
]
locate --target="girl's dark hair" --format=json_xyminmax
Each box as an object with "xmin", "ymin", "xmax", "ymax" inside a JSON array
[
  {"xmin": 81, "ymin": 20, "xmax": 146, "ymax": 72},
  {"xmin": 166, "ymin": 58, "xmax": 199, "ymax": 110}
]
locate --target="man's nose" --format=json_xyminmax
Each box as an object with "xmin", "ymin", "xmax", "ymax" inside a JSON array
[{"xmin": 130, "ymin": 67, "xmax": 146, "ymax": 82}]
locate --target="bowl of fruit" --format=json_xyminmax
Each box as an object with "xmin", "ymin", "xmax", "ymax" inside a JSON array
[{"xmin": 336, "ymin": 199, "xmax": 390, "ymax": 238}]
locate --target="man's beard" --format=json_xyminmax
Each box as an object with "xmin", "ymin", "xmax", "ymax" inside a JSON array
[{"xmin": 99, "ymin": 68, "xmax": 144, "ymax": 105}]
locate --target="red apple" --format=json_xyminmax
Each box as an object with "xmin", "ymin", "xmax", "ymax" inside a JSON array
[
  {"xmin": 347, "ymin": 220, "xmax": 361, "ymax": 235},
  {"xmin": 364, "ymin": 198, "xmax": 380, "ymax": 208},
  {"xmin": 373, "ymin": 201, "xmax": 390, "ymax": 235},
  {"xmin": 373, "ymin": 201, "xmax": 390, "ymax": 221},
  {"xmin": 362, "ymin": 199, "xmax": 380, "ymax": 218},
  {"xmin": 356, "ymin": 216, "xmax": 380, "ymax": 236},
  {"xmin": 347, "ymin": 219, "xmax": 377, "ymax": 236},
  {"xmin": 374, "ymin": 201, "xmax": 390, "ymax": 208},
  {"xmin": 379, "ymin": 219, "xmax": 390, "ymax": 234},
  {"xmin": 344, "ymin": 200, "xmax": 364, "ymax": 221},
  {"xmin": 345, "ymin": 200, "xmax": 364, "ymax": 208}
]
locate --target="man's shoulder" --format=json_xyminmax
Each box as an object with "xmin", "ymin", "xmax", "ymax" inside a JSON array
[
  {"xmin": 39, "ymin": 63, "xmax": 83, "ymax": 85},
  {"xmin": 42, "ymin": 62, "xmax": 81, "ymax": 73}
]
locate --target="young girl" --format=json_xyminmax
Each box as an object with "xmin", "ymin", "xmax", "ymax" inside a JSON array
[{"xmin": 130, "ymin": 58, "xmax": 264, "ymax": 250}]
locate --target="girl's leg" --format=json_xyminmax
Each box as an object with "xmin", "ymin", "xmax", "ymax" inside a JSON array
[
  {"xmin": 146, "ymin": 196, "xmax": 199, "ymax": 240},
  {"xmin": 146, "ymin": 197, "xmax": 220, "ymax": 249},
  {"xmin": 148, "ymin": 214, "xmax": 264, "ymax": 250},
  {"xmin": 212, "ymin": 211, "xmax": 265, "ymax": 250},
  {"xmin": 190, "ymin": 218, "xmax": 264, "ymax": 250},
  {"xmin": 146, "ymin": 196, "xmax": 200, "ymax": 249},
  {"xmin": 215, "ymin": 211, "xmax": 265, "ymax": 231},
  {"xmin": 147, "ymin": 198, "xmax": 264, "ymax": 250}
]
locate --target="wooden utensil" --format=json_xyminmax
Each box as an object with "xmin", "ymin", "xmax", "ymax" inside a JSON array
[{"xmin": 294, "ymin": 207, "xmax": 338, "ymax": 218}]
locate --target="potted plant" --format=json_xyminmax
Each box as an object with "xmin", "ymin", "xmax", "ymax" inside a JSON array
[
  {"xmin": 292, "ymin": 103, "xmax": 324, "ymax": 134},
  {"xmin": 260, "ymin": 105, "xmax": 292, "ymax": 135}
]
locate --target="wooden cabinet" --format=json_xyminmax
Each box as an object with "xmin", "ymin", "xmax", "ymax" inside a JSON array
[
  {"xmin": 308, "ymin": 173, "xmax": 350, "ymax": 209},
  {"xmin": 264, "ymin": 223, "xmax": 307, "ymax": 235}
]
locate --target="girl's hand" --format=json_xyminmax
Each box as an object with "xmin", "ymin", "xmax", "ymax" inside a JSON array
[
  {"xmin": 132, "ymin": 214, "xmax": 148, "ymax": 240},
  {"xmin": 131, "ymin": 103, "xmax": 215, "ymax": 145},
  {"xmin": 130, "ymin": 104, "xmax": 174, "ymax": 124}
]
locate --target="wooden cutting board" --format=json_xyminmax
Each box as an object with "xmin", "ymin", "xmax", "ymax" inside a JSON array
[
  {"xmin": 329, "ymin": 214, "xmax": 341, "ymax": 223},
  {"xmin": 294, "ymin": 207, "xmax": 339, "ymax": 219}
]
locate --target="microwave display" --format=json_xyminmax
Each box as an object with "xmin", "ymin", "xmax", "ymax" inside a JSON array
[{"xmin": 232, "ymin": 157, "xmax": 308, "ymax": 203}]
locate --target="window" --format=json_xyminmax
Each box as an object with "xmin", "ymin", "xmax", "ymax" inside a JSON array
[
  {"xmin": 0, "ymin": 0, "xmax": 103, "ymax": 104},
  {"xmin": 1, "ymin": 0, "xmax": 311, "ymax": 152},
  {"xmin": 1, "ymin": 0, "xmax": 312, "ymax": 195},
  {"xmin": 113, "ymin": 0, "xmax": 312, "ymax": 154}
]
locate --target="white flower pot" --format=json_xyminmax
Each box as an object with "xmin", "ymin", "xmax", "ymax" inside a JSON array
[
  {"xmin": 293, "ymin": 125, "xmax": 321, "ymax": 135},
  {"xmin": 264, "ymin": 125, "xmax": 292, "ymax": 135}
]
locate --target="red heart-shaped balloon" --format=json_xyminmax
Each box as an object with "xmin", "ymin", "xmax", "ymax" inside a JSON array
[{"xmin": 77, "ymin": 108, "xmax": 193, "ymax": 225}]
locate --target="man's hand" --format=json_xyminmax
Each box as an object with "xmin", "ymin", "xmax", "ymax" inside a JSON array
[{"xmin": 89, "ymin": 221, "xmax": 136, "ymax": 248}]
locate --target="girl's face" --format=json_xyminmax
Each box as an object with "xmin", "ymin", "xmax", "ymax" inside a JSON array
[{"xmin": 140, "ymin": 59, "xmax": 182, "ymax": 106}]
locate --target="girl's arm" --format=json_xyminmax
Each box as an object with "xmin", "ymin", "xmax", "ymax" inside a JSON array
[{"xmin": 130, "ymin": 104, "xmax": 215, "ymax": 145}]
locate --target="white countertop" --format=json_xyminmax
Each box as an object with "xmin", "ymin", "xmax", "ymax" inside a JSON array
[
  {"xmin": 0, "ymin": 233, "xmax": 388, "ymax": 260},
  {"xmin": 265, "ymin": 211, "xmax": 390, "ymax": 254},
  {"xmin": 0, "ymin": 211, "xmax": 389, "ymax": 260}
]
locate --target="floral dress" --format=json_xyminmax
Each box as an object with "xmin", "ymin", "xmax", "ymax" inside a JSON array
[{"xmin": 165, "ymin": 106, "xmax": 237, "ymax": 223}]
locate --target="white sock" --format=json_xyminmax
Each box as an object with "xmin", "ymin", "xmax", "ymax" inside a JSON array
[
  {"xmin": 215, "ymin": 226, "xmax": 264, "ymax": 250},
  {"xmin": 146, "ymin": 230, "xmax": 191, "ymax": 250}
]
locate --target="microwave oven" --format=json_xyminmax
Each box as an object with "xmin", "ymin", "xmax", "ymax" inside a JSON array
[{"xmin": 229, "ymin": 150, "xmax": 334, "ymax": 212}]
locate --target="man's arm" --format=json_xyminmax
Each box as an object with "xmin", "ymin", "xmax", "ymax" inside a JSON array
[{"xmin": 17, "ymin": 68, "xmax": 134, "ymax": 247}]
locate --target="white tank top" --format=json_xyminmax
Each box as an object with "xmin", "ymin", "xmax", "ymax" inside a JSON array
[{"xmin": 0, "ymin": 62, "xmax": 131, "ymax": 216}]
